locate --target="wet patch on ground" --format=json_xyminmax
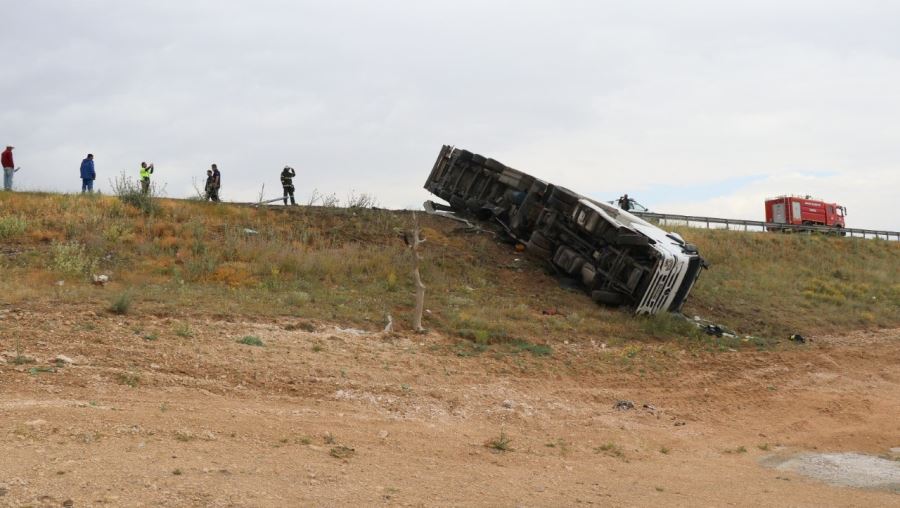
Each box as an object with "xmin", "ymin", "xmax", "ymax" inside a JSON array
[{"xmin": 764, "ymin": 452, "xmax": 900, "ymax": 492}]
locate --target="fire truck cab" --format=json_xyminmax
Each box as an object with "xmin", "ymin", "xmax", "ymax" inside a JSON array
[{"xmin": 765, "ymin": 196, "xmax": 847, "ymax": 230}]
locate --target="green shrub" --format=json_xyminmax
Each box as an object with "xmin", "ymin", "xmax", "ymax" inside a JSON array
[
  {"xmin": 51, "ymin": 241, "xmax": 98, "ymax": 277},
  {"xmin": 237, "ymin": 335, "xmax": 264, "ymax": 347},
  {"xmin": 174, "ymin": 322, "xmax": 193, "ymax": 338},
  {"xmin": 485, "ymin": 431, "xmax": 513, "ymax": 452},
  {"xmin": 111, "ymin": 172, "xmax": 159, "ymax": 215},
  {"xmin": 108, "ymin": 291, "xmax": 133, "ymax": 315},
  {"xmin": 510, "ymin": 340, "xmax": 552, "ymax": 357},
  {"xmin": 0, "ymin": 215, "xmax": 27, "ymax": 239}
]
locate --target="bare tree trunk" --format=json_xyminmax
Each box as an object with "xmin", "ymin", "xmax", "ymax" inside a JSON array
[{"xmin": 411, "ymin": 213, "xmax": 426, "ymax": 333}]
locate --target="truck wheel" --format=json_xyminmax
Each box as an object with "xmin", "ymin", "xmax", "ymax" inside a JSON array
[
  {"xmin": 591, "ymin": 290, "xmax": 624, "ymax": 306},
  {"xmin": 548, "ymin": 186, "xmax": 579, "ymax": 205},
  {"xmin": 528, "ymin": 230, "xmax": 553, "ymax": 250},
  {"xmin": 484, "ymin": 158, "xmax": 505, "ymax": 172},
  {"xmin": 455, "ymin": 149, "xmax": 473, "ymax": 161},
  {"xmin": 526, "ymin": 239, "xmax": 553, "ymax": 259}
]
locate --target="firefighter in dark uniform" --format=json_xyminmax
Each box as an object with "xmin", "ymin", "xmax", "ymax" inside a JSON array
[{"xmin": 281, "ymin": 166, "xmax": 296, "ymax": 206}]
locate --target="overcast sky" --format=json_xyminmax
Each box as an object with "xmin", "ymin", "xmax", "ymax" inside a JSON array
[{"xmin": 2, "ymin": 0, "xmax": 899, "ymax": 230}]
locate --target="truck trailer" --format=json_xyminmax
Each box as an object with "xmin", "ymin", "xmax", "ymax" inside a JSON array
[{"xmin": 424, "ymin": 145, "xmax": 706, "ymax": 315}]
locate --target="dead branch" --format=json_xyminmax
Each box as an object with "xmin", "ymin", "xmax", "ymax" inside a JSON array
[{"xmin": 410, "ymin": 212, "xmax": 427, "ymax": 333}]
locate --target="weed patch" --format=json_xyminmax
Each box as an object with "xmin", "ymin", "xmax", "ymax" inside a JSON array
[
  {"xmin": 51, "ymin": 241, "xmax": 98, "ymax": 278},
  {"xmin": 595, "ymin": 442, "xmax": 625, "ymax": 458},
  {"xmin": 111, "ymin": 172, "xmax": 160, "ymax": 215},
  {"xmin": 0, "ymin": 215, "xmax": 27, "ymax": 239},
  {"xmin": 28, "ymin": 366, "xmax": 57, "ymax": 375},
  {"xmin": 454, "ymin": 341, "xmax": 488, "ymax": 357},
  {"xmin": 108, "ymin": 291, "xmax": 133, "ymax": 315},
  {"xmin": 117, "ymin": 371, "xmax": 140, "ymax": 387},
  {"xmin": 174, "ymin": 323, "xmax": 193, "ymax": 338},
  {"xmin": 237, "ymin": 335, "xmax": 264, "ymax": 347},
  {"xmin": 509, "ymin": 339, "xmax": 552, "ymax": 357},
  {"xmin": 485, "ymin": 431, "xmax": 513, "ymax": 452}
]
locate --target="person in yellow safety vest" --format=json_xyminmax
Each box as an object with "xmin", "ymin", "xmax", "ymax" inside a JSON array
[{"xmin": 140, "ymin": 162, "xmax": 154, "ymax": 195}]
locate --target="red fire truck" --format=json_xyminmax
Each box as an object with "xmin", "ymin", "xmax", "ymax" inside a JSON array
[{"xmin": 765, "ymin": 196, "xmax": 847, "ymax": 231}]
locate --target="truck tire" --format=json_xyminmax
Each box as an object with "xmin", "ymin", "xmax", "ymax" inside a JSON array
[
  {"xmin": 484, "ymin": 158, "xmax": 505, "ymax": 172},
  {"xmin": 591, "ymin": 290, "xmax": 624, "ymax": 306},
  {"xmin": 548, "ymin": 186, "xmax": 579, "ymax": 205},
  {"xmin": 528, "ymin": 230, "xmax": 553, "ymax": 250},
  {"xmin": 526, "ymin": 240, "xmax": 552, "ymax": 259},
  {"xmin": 456, "ymin": 149, "xmax": 473, "ymax": 161}
]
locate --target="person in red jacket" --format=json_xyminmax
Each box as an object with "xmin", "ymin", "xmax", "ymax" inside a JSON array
[{"xmin": 1, "ymin": 146, "xmax": 17, "ymax": 191}]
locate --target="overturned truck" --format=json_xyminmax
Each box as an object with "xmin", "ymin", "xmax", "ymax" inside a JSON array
[{"xmin": 424, "ymin": 145, "xmax": 705, "ymax": 315}]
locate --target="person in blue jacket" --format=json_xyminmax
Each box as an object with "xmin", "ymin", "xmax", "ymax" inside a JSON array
[{"xmin": 80, "ymin": 154, "xmax": 95, "ymax": 193}]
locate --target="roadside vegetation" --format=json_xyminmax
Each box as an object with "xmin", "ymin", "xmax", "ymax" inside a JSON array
[
  {"xmin": 672, "ymin": 226, "xmax": 900, "ymax": 337},
  {"xmin": 0, "ymin": 192, "xmax": 896, "ymax": 349}
]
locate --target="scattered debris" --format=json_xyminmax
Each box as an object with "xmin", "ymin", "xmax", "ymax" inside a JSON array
[
  {"xmin": 686, "ymin": 315, "xmax": 738, "ymax": 337},
  {"xmin": 92, "ymin": 274, "xmax": 110, "ymax": 286},
  {"xmin": 614, "ymin": 400, "xmax": 635, "ymax": 411},
  {"xmin": 642, "ymin": 403, "xmax": 657, "ymax": 412},
  {"xmin": 330, "ymin": 445, "xmax": 355, "ymax": 459},
  {"xmin": 501, "ymin": 399, "xmax": 515, "ymax": 409},
  {"xmin": 54, "ymin": 355, "xmax": 75, "ymax": 366},
  {"xmin": 383, "ymin": 314, "xmax": 394, "ymax": 333},
  {"xmin": 790, "ymin": 334, "xmax": 807, "ymax": 344},
  {"xmin": 242, "ymin": 228, "xmax": 258, "ymax": 236},
  {"xmin": 422, "ymin": 200, "xmax": 491, "ymax": 234}
]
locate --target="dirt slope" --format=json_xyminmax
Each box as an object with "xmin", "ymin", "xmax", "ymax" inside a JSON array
[{"xmin": 2, "ymin": 305, "xmax": 898, "ymax": 507}]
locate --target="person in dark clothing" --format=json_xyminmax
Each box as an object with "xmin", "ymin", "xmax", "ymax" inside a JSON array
[
  {"xmin": 618, "ymin": 194, "xmax": 632, "ymax": 211},
  {"xmin": 80, "ymin": 154, "xmax": 96, "ymax": 193},
  {"xmin": 209, "ymin": 164, "xmax": 221, "ymax": 202},
  {"xmin": 281, "ymin": 166, "xmax": 296, "ymax": 205},
  {"xmin": 204, "ymin": 169, "xmax": 214, "ymax": 201}
]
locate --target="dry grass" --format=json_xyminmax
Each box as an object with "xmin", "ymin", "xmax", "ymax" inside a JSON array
[
  {"xmin": 0, "ymin": 191, "xmax": 896, "ymax": 347},
  {"xmin": 671, "ymin": 226, "xmax": 900, "ymax": 337}
]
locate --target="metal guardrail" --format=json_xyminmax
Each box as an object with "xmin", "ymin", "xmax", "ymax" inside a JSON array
[{"xmin": 631, "ymin": 211, "xmax": 900, "ymax": 241}]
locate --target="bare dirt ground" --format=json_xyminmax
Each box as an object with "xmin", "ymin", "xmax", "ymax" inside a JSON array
[{"xmin": 2, "ymin": 306, "xmax": 899, "ymax": 507}]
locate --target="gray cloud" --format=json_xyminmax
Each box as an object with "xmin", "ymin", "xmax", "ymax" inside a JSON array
[{"xmin": 2, "ymin": 1, "xmax": 899, "ymax": 229}]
